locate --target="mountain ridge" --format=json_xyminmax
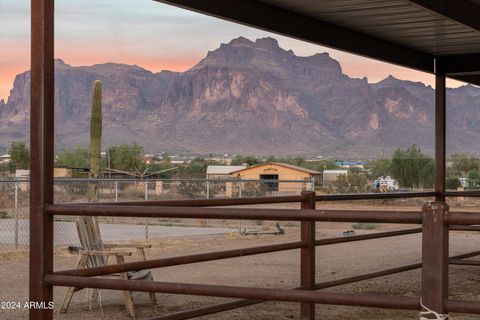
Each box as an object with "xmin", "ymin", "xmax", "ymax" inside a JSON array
[{"xmin": 1, "ymin": 37, "xmax": 480, "ymax": 156}]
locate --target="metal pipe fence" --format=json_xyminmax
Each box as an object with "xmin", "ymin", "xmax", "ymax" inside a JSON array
[{"xmin": 0, "ymin": 178, "xmax": 314, "ymax": 251}]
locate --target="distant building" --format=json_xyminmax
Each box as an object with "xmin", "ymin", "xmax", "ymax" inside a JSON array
[
  {"xmin": 323, "ymin": 169, "xmax": 348, "ymax": 186},
  {"xmin": 170, "ymin": 157, "xmax": 190, "ymax": 165},
  {"xmin": 206, "ymin": 165, "xmax": 246, "ymax": 179},
  {"xmin": 229, "ymin": 162, "xmax": 320, "ymax": 194},
  {"xmin": 15, "ymin": 169, "xmax": 30, "ymax": 179},
  {"xmin": 0, "ymin": 154, "xmax": 11, "ymax": 164},
  {"xmin": 54, "ymin": 166, "xmax": 73, "ymax": 178},
  {"xmin": 335, "ymin": 160, "xmax": 367, "ymax": 168}
]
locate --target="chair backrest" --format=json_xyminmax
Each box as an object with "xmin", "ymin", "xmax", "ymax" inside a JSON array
[{"xmin": 77, "ymin": 216, "xmax": 106, "ymax": 267}]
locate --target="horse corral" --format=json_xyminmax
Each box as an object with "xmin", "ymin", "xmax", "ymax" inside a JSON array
[{"xmin": 29, "ymin": 1, "xmax": 480, "ymax": 319}]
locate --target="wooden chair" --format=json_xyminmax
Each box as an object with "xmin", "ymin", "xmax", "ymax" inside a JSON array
[{"xmin": 59, "ymin": 217, "xmax": 157, "ymax": 319}]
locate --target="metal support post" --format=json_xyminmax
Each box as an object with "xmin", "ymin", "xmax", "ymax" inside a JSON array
[
  {"xmin": 30, "ymin": 0, "xmax": 55, "ymax": 318},
  {"xmin": 300, "ymin": 190, "xmax": 316, "ymax": 319},
  {"xmin": 15, "ymin": 179, "xmax": 19, "ymax": 250},
  {"xmin": 421, "ymin": 202, "xmax": 449, "ymax": 318},
  {"xmin": 435, "ymin": 72, "xmax": 446, "ymax": 202}
]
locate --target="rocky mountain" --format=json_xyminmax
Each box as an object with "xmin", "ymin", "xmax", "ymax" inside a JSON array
[{"xmin": 1, "ymin": 36, "xmax": 480, "ymax": 156}]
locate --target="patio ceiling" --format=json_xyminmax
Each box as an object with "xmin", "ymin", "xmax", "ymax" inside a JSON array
[{"xmin": 155, "ymin": 0, "xmax": 480, "ymax": 86}]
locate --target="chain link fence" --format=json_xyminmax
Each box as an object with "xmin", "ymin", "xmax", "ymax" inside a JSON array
[{"xmin": 0, "ymin": 178, "xmax": 313, "ymax": 251}]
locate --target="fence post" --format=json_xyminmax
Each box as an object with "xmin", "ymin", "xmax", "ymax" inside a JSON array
[
  {"xmin": 421, "ymin": 202, "xmax": 449, "ymax": 318},
  {"xmin": 15, "ymin": 179, "xmax": 19, "ymax": 250},
  {"xmin": 300, "ymin": 190, "xmax": 316, "ymax": 320},
  {"xmin": 239, "ymin": 181, "xmax": 243, "ymax": 198},
  {"xmin": 144, "ymin": 180, "xmax": 148, "ymax": 201},
  {"xmin": 114, "ymin": 181, "xmax": 118, "ymax": 202},
  {"xmin": 206, "ymin": 180, "xmax": 210, "ymax": 199},
  {"xmin": 145, "ymin": 220, "xmax": 149, "ymax": 240}
]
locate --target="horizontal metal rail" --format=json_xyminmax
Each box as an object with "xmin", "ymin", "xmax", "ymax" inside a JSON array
[
  {"xmin": 148, "ymin": 249, "xmax": 480, "ymax": 320},
  {"xmin": 446, "ymin": 212, "xmax": 480, "ymax": 225},
  {"xmin": 148, "ymin": 261, "xmax": 423, "ymax": 320},
  {"xmin": 449, "ymin": 225, "xmax": 480, "ymax": 231},
  {"xmin": 446, "ymin": 190, "xmax": 480, "ymax": 198},
  {"xmin": 447, "ymin": 299, "xmax": 480, "ymax": 314},
  {"xmin": 315, "ymin": 228, "xmax": 422, "ymax": 246},
  {"xmin": 45, "ymin": 275, "xmax": 421, "ymax": 310},
  {"xmin": 315, "ymin": 192, "xmax": 437, "ymax": 201},
  {"xmin": 54, "ymin": 228, "xmax": 422, "ymax": 278},
  {"xmin": 54, "ymin": 241, "xmax": 306, "ymax": 278},
  {"xmin": 47, "ymin": 204, "xmax": 423, "ymax": 223},
  {"xmin": 97, "ymin": 195, "xmax": 307, "ymax": 207},
  {"xmin": 448, "ymin": 259, "xmax": 480, "ymax": 266}
]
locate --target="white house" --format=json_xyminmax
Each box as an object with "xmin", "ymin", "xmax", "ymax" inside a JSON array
[{"xmin": 206, "ymin": 165, "xmax": 246, "ymax": 180}]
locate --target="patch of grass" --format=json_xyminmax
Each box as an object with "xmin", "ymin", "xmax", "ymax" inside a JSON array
[
  {"xmin": 351, "ymin": 222, "xmax": 377, "ymax": 230},
  {"xmin": 0, "ymin": 211, "xmax": 9, "ymax": 219}
]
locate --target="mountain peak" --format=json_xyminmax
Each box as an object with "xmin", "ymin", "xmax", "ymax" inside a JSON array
[
  {"xmin": 254, "ymin": 37, "xmax": 280, "ymax": 51},
  {"xmin": 228, "ymin": 36, "xmax": 254, "ymax": 47}
]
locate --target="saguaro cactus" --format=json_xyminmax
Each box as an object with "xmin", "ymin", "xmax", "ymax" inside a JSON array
[
  {"xmin": 84, "ymin": 80, "xmax": 104, "ymax": 262},
  {"xmin": 88, "ymin": 80, "xmax": 102, "ymax": 202}
]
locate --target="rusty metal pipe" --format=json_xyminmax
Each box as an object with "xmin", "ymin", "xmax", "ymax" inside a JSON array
[
  {"xmin": 446, "ymin": 191, "xmax": 480, "ymax": 198},
  {"xmin": 449, "ymin": 225, "xmax": 480, "ymax": 231},
  {"xmin": 446, "ymin": 299, "xmax": 480, "ymax": 314},
  {"xmin": 47, "ymin": 204, "xmax": 423, "ymax": 223},
  {"xmin": 147, "ymin": 299, "xmax": 262, "ymax": 320},
  {"xmin": 45, "ymin": 275, "xmax": 421, "ymax": 310},
  {"xmin": 149, "ymin": 248, "xmax": 480, "ymax": 320},
  {"xmin": 448, "ymin": 259, "xmax": 480, "ymax": 266},
  {"xmin": 315, "ymin": 192, "xmax": 437, "ymax": 201},
  {"xmin": 315, "ymin": 228, "xmax": 422, "ymax": 246},
  {"xmin": 54, "ymin": 241, "xmax": 306, "ymax": 277},
  {"xmin": 446, "ymin": 212, "xmax": 480, "ymax": 225},
  {"xmin": 96, "ymin": 195, "xmax": 306, "ymax": 207}
]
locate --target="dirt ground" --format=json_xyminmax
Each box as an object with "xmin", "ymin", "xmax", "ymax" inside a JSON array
[{"xmin": 2, "ymin": 201, "xmax": 480, "ymax": 319}]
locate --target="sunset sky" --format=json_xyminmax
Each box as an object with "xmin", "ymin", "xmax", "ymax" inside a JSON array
[{"xmin": 0, "ymin": 0, "xmax": 466, "ymax": 101}]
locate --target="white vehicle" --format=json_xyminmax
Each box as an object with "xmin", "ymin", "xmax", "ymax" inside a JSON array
[{"xmin": 372, "ymin": 176, "xmax": 399, "ymax": 191}]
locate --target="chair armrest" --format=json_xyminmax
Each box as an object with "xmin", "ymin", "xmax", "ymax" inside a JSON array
[
  {"xmin": 104, "ymin": 244, "xmax": 152, "ymax": 249},
  {"xmin": 81, "ymin": 250, "xmax": 133, "ymax": 257}
]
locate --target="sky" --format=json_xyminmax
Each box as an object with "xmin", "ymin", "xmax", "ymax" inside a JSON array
[{"xmin": 0, "ymin": 0, "xmax": 466, "ymax": 101}]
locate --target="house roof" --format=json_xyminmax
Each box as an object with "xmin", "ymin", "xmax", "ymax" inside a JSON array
[
  {"xmin": 207, "ymin": 165, "xmax": 247, "ymax": 175},
  {"xmin": 156, "ymin": 0, "xmax": 480, "ymax": 86},
  {"xmin": 323, "ymin": 169, "xmax": 348, "ymax": 174},
  {"xmin": 230, "ymin": 162, "xmax": 320, "ymax": 175}
]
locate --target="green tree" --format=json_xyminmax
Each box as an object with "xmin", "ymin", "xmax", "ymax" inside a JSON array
[
  {"xmin": 467, "ymin": 169, "xmax": 480, "ymax": 189},
  {"xmin": 174, "ymin": 157, "xmax": 208, "ymax": 178},
  {"xmin": 366, "ymin": 159, "xmax": 391, "ymax": 179},
  {"xmin": 109, "ymin": 143, "xmax": 144, "ymax": 172},
  {"xmin": 450, "ymin": 154, "xmax": 479, "ymax": 176},
  {"xmin": 231, "ymin": 155, "xmax": 262, "ymax": 166},
  {"xmin": 9, "ymin": 141, "xmax": 30, "ymax": 170},
  {"xmin": 446, "ymin": 177, "xmax": 461, "ymax": 190},
  {"xmin": 333, "ymin": 174, "xmax": 349, "ymax": 193},
  {"xmin": 389, "ymin": 145, "xmax": 435, "ymax": 189},
  {"xmin": 55, "ymin": 147, "xmax": 89, "ymax": 168}
]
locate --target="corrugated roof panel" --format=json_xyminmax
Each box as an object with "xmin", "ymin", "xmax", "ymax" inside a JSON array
[{"xmin": 260, "ymin": 0, "xmax": 480, "ymax": 55}]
